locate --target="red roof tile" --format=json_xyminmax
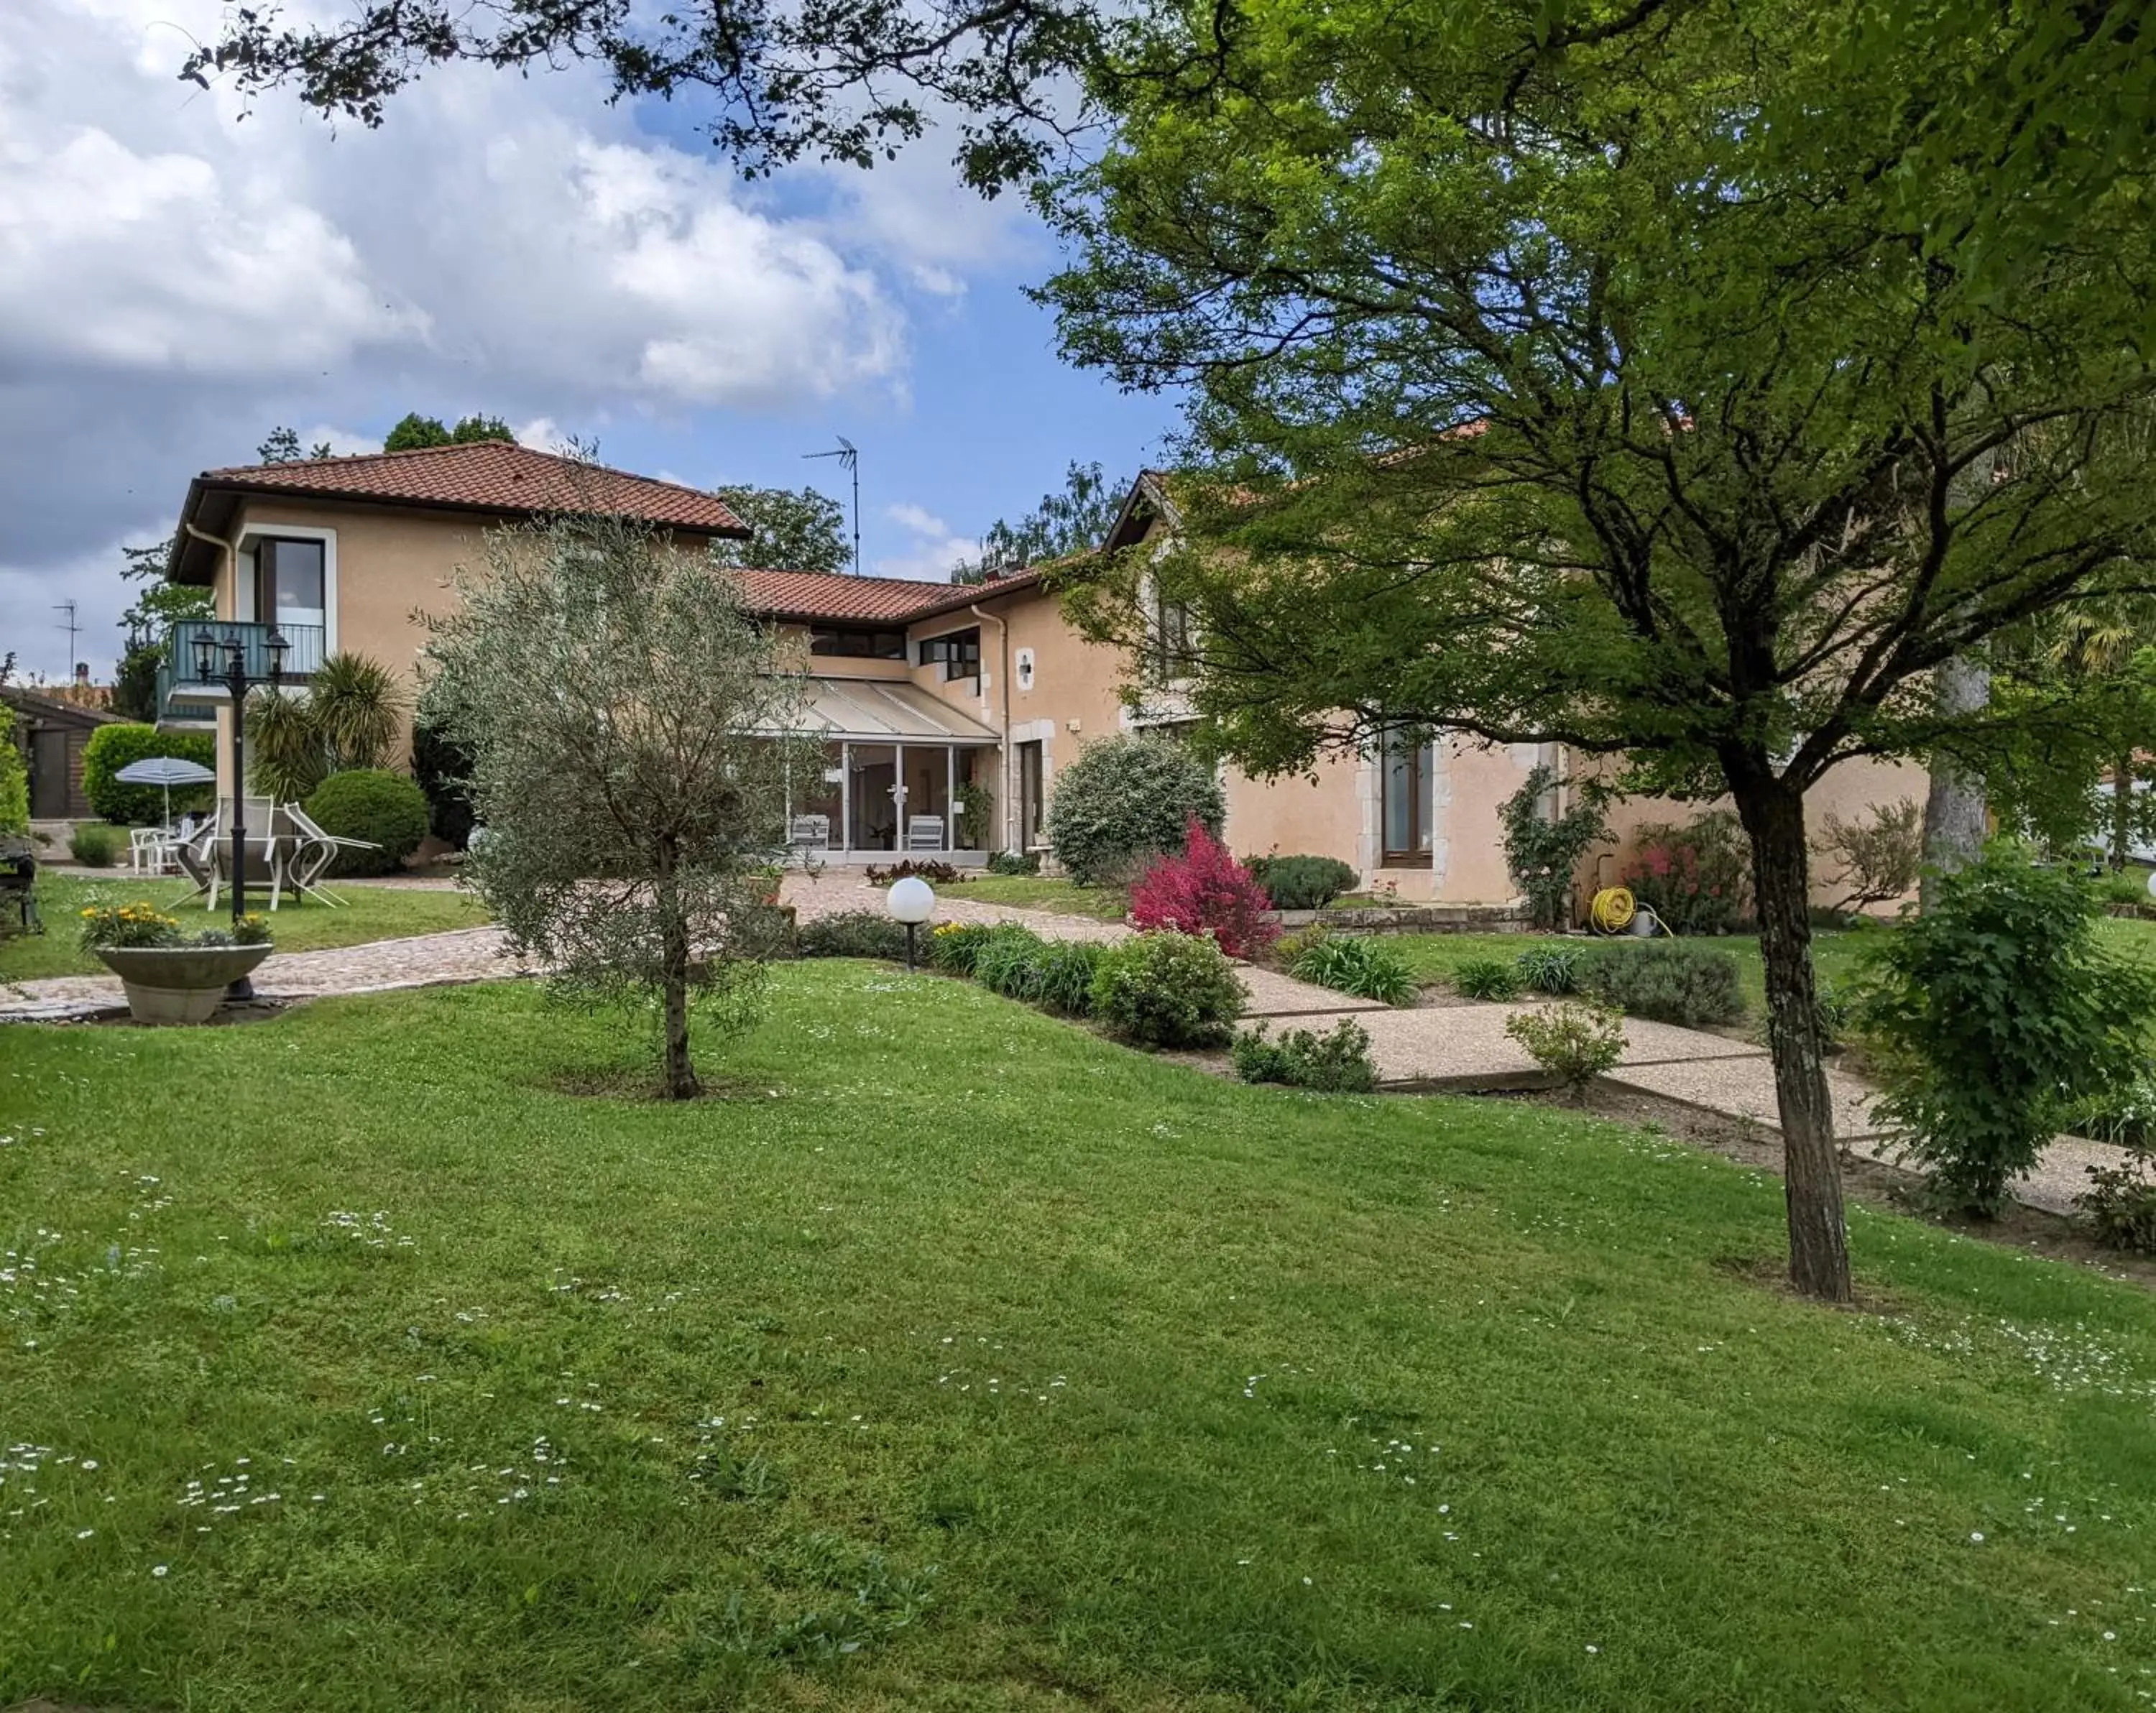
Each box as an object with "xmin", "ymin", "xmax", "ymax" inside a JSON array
[
  {"xmin": 740, "ymin": 565, "xmax": 1049, "ymax": 625},
  {"xmin": 197, "ymin": 441, "xmax": 748, "ymax": 536}
]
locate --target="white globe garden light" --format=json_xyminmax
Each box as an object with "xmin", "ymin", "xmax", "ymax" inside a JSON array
[{"xmin": 886, "ymin": 875, "xmax": 936, "ymax": 970}]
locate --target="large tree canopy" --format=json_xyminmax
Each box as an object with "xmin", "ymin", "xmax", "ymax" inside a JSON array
[
  {"xmin": 711, "ymin": 485, "xmax": 852, "ymax": 576},
  {"xmin": 1041, "ymin": 0, "xmax": 2156, "ymax": 1298}
]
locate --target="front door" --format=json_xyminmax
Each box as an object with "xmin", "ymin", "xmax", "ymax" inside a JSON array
[{"xmin": 29, "ymin": 729, "xmax": 69, "ymax": 818}]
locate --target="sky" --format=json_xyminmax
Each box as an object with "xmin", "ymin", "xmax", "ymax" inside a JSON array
[{"xmin": 0, "ymin": 0, "xmax": 1181, "ymax": 683}]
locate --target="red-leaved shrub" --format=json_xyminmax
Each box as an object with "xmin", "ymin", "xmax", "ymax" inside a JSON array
[{"xmin": 1129, "ymin": 817, "xmax": 1281, "ymax": 960}]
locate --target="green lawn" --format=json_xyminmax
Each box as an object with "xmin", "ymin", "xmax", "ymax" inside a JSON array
[
  {"xmin": 1, "ymin": 874, "xmax": 492, "ymax": 982},
  {"xmin": 941, "ymin": 872, "xmax": 1130, "ymax": 920},
  {"xmin": 6, "ymin": 967, "xmax": 2156, "ymax": 1709}
]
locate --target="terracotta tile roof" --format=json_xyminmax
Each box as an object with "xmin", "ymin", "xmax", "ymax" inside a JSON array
[
  {"xmin": 740, "ymin": 565, "xmax": 1051, "ymax": 625},
  {"xmin": 195, "ymin": 441, "xmax": 749, "ymax": 536}
]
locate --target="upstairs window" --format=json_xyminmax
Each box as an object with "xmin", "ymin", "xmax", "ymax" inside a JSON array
[
  {"xmin": 809, "ymin": 626, "xmax": 906, "ymax": 660},
  {"xmin": 1152, "ymin": 594, "xmax": 1194, "ymax": 682},
  {"xmin": 918, "ymin": 627, "xmax": 982, "ymax": 683},
  {"xmin": 254, "ymin": 537, "xmax": 325, "ymax": 632}
]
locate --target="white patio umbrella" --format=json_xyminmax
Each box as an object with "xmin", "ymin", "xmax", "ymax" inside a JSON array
[{"xmin": 114, "ymin": 757, "xmax": 217, "ymax": 828}]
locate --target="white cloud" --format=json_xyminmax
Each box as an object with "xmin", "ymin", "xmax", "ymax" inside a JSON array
[
  {"xmin": 873, "ymin": 502, "xmax": 980, "ymax": 582},
  {"xmin": 0, "ymin": 0, "xmax": 964, "ymax": 675}
]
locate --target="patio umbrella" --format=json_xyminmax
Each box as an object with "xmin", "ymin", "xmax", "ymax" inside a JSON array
[{"xmin": 114, "ymin": 757, "xmax": 217, "ymax": 828}]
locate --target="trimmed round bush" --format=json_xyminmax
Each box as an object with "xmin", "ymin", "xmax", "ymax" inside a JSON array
[
  {"xmin": 1090, "ymin": 929, "xmax": 1246, "ymax": 1047},
  {"xmin": 304, "ymin": 769, "xmax": 429, "ymax": 876},
  {"xmin": 81, "ymin": 724, "xmax": 216, "ymax": 826},
  {"xmin": 1045, "ymin": 735, "xmax": 1225, "ymax": 887},
  {"xmin": 1246, "ymin": 854, "xmax": 1359, "ymax": 910}
]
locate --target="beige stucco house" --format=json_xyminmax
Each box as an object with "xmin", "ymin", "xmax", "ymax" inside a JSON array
[{"xmin": 158, "ymin": 441, "xmax": 1922, "ymax": 908}]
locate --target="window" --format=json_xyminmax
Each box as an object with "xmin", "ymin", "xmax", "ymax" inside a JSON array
[
  {"xmin": 918, "ymin": 627, "xmax": 981, "ymax": 683},
  {"xmin": 254, "ymin": 537, "xmax": 325, "ymax": 632},
  {"xmin": 1017, "ymin": 741, "xmax": 1044, "ymax": 849},
  {"xmin": 1152, "ymin": 594, "xmax": 1194, "ymax": 681},
  {"xmin": 1381, "ymin": 729, "xmax": 1435, "ymax": 865},
  {"xmin": 809, "ymin": 626, "xmax": 906, "ymax": 659}
]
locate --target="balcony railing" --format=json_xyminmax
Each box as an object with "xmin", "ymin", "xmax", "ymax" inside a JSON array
[{"xmin": 159, "ymin": 620, "xmax": 326, "ymax": 719}]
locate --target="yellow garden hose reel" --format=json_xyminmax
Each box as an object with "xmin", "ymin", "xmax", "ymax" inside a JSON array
[{"xmin": 1589, "ymin": 885, "xmax": 1672, "ymax": 937}]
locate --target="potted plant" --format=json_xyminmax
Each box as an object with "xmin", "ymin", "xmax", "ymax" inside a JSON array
[
  {"xmin": 80, "ymin": 903, "xmax": 273, "ymax": 1025},
  {"xmin": 750, "ymin": 862, "xmax": 786, "ymax": 906}
]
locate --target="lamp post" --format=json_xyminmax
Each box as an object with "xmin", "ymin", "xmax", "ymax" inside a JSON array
[
  {"xmin": 886, "ymin": 875, "xmax": 936, "ymax": 971},
  {"xmin": 190, "ymin": 624, "xmax": 287, "ymax": 996}
]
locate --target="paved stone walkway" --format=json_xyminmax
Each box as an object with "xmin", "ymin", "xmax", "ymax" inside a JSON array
[{"xmin": 4, "ymin": 871, "xmax": 2125, "ymax": 1217}]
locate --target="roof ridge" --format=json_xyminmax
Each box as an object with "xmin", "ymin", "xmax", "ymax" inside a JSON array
[{"xmin": 202, "ymin": 439, "xmax": 725, "ymax": 510}]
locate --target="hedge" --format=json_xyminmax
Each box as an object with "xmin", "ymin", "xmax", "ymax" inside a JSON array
[{"xmin": 81, "ymin": 724, "xmax": 216, "ymax": 825}]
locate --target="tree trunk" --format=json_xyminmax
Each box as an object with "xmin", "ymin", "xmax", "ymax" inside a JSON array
[
  {"xmin": 1733, "ymin": 777, "xmax": 1853, "ymax": 1303},
  {"xmin": 1921, "ymin": 653, "xmax": 1990, "ymax": 910},
  {"xmin": 657, "ymin": 839, "xmax": 698, "ymax": 1099},
  {"xmin": 2112, "ymin": 751, "xmax": 2134, "ymax": 870}
]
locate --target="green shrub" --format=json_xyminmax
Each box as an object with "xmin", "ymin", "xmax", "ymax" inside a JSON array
[
  {"xmin": 1045, "ymin": 736, "xmax": 1225, "ymax": 887},
  {"xmin": 2068, "ymin": 1071, "xmax": 2156, "ymax": 1150},
  {"xmin": 1091, "ymin": 930, "xmax": 1245, "ymax": 1047},
  {"xmin": 1245, "ymin": 854, "xmax": 1359, "ymax": 910},
  {"xmin": 973, "ymin": 925, "xmax": 1051, "ymax": 998},
  {"xmin": 1618, "ymin": 811, "xmax": 1751, "ymax": 934},
  {"xmin": 1854, "ymin": 845, "xmax": 2156, "ymax": 1216},
  {"xmin": 1499, "ymin": 765, "xmax": 1611, "ymax": 929},
  {"xmin": 303, "ymin": 769, "xmax": 430, "ymax": 875},
  {"xmin": 798, "ymin": 910, "xmax": 910, "ymax": 960},
  {"xmin": 80, "ymin": 724, "xmax": 216, "ymax": 826},
  {"xmin": 410, "ymin": 711, "xmax": 476, "ymax": 849},
  {"xmin": 987, "ymin": 849, "xmax": 1041, "ymax": 876},
  {"xmin": 1580, "ymin": 941, "xmax": 1745, "ymax": 1026},
  {"xmin": 1514, "ymin": 943, "xmax": 1583, "ymax": 994},
  {"xmin": 2079, "ymin": 1145, "xmax": 2156, "ymax": 1254},
  {"xmin": 2101, "ymin": 869, "xmax": 2154, "ymax": 908},
  {"xmin": 1506, "ymin": 1001, "xmax": 1626, "ymax": 1099},
  {"xmin": 0, "ymin": 701, "xmax": 27, "ymax": 835},
  {"xmin": 69, "ymin": 822, "xmax": 125, "ymax": 867},
  {"xmin": 1451, "ymin": 957, "xmax": 1523, "ymax": 1002},
  {"xmin": 1271, "ymin": 922, "xmax": 1331, "ymax": 967},
  {"xmin": 927, "ymin": 920, "xmax": 1000, "ymax": 975},
  {"xmin": 1814, "ymin": 979, "xmax": 1855, "ymax": 1051},
  {"xmin": 1231, "ymin": 1018, "xmax": 1378, "ymax": 1091},
  {"xmin": 1289, "ymin": 933, "xmax": 1418, "ymax": 1005},
  {"xmin": 1029, "ymin": 941, "xmax": 1105, "ymax": 1017}
]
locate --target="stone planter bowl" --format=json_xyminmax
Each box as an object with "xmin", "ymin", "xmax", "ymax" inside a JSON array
[{"xmin": 91, "ymin": 943, "xmax": 273, "ymax": 1025}]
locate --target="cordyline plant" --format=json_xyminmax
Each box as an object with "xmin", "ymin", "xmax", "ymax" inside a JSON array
[
  {"xmin": 1041, "ymin": 0, "xmax": 2156, "ymax": 1302},
  {"xmin": 422, "ymin": 512, "xmax": 817, "ymax": 1098}
]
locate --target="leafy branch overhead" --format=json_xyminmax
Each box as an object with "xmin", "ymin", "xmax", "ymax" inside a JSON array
[{"xmin": 180, "ymin": 0, "xmax": 1110, "ymax": 193}]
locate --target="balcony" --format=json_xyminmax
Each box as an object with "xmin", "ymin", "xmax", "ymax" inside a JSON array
[{"xmin": 157, "ymin": 620, "xmax": 326, "ymax": 724}]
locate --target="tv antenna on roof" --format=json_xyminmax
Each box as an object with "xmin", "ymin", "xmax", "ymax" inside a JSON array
[
  {"xmin": 53, "ymin": 600, "xmax": 78, "ymax": 678},
  {"xmin": 804, "ymin": 436, "xmax": 860, "ymax": 576}
]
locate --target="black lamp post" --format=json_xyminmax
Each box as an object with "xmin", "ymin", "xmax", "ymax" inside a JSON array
[{"xmin": 191, "ymin": 625, "xmax": 287, "ymax": 995}]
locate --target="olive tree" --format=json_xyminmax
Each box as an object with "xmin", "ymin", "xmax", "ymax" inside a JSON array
[{"xmin": 423, "ymin": 513, "xmax": 815, "ymax": 1097}]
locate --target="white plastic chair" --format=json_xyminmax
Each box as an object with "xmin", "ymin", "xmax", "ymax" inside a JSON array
[{"xmin": 129, "ymin": 827, "xmax": 176, "ymax": 876}]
